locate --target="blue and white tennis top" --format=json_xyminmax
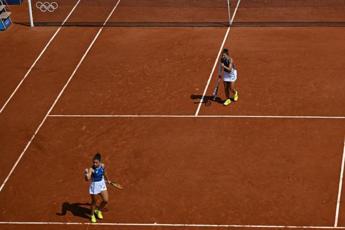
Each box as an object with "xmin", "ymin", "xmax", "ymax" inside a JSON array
[
  {"xmin": 92, "ymin": 165, "xmax": 104, "ymax": 182},
  {"xmin": 219, "ymin": 57, "xmax": 236, "ymax": 75},
  {"xmin": 222, "ymin": 57, "xmax": 236, "ymax": 72}
]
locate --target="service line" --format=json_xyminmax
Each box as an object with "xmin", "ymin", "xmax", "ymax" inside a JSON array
[
  {"xmin": 48, "ymin": 114, "xmax": 345, "ymax": 119},
  {"xmin": 1, "ymin": 221, "xmax": 345, "ymax": 229}
]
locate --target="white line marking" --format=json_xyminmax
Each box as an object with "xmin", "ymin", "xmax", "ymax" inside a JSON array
[
  {"xmin": 194, "ymin": 0, "xmax": 241, "ymax": 116},
  {"xmin": 0, "ymin": 221, "xmax": 344, "ymax": 229},
  {"xmin": 48, "ymin": 114, "xmax": 345, "ymax": 119},
  {"xmin": 0, "ymin": 0, "xmax": 121, "ymax": 193},
  {"xmin": 335, "ymin": 139, "xmax": 345, "ymax": 227},
  {"xmin": 0, "ymin": 0, "xmax": 82, "ymax": 114}
]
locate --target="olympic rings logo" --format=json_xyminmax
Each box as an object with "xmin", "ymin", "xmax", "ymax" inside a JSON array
[{"xmin": 36, "ymin": 1, "xmax": 59, "ymax": 13}]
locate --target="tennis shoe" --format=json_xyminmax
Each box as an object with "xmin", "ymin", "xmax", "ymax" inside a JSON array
[
  {"xmin": 224, "ymin": 99, "xmax": 231, "ymax": 106},
  {"xmin": 95, "ymin": 210, "xmax": 103, "ymax": 219},
  {"xmin": 233, "ymin": 91, "xmax": 239, "ymax": 102},
  {"xmin": 91, "ymin": 215, "xmax": 97, "ymax": 223}
]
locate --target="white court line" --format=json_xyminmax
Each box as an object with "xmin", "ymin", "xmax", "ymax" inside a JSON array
[
  {"xmin": 194, "ymin": 0, "xmax": 242, "ymax": 116},
  {"xmin": 0, "ymin": 0, "xmax": 122, "ymax": 193},
  {"xmin": 48, "ymin": 114, "xmax": 345, "ymax": 119},
  {"xmin": 0, "ymin": 221, "xmax": 345, "ymax": 229},
  {"xmin": 0, "ymin": 0, "xmax": 82, "ymax": 114},
  {"xmin": 335, "ymin": 139, "xmax": 345, "ymax": 227}
]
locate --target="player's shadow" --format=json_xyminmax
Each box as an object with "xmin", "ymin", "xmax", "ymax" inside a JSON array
[
  {"xmin": 190, "ymin": 94, "xmax": 223, "ymax": 106},
  {"xmin": 56, "ymin": 202, "xmax": 91, "ymax": 219}
]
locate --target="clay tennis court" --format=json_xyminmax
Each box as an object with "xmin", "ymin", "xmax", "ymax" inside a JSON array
[{"xmin": 0, "ymin": 0, "xmax": 345, "ymax": 229}]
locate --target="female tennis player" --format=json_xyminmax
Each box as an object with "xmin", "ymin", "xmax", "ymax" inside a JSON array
[
  {"xmin": 84, "ymin": 153, "xmax": 110, "ymax": 223},
  {"xmin": 219, "ymin": 48, "xmax": 238, "ymax": 106}
]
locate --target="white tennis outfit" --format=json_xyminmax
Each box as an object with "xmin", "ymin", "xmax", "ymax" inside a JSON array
[
  {"xmin": 89, "ymin": 165, "xmax": 107, "ymax": 195},
  {"xmin": 89, "ymin": 178, "xmax": 107, "ymax": 195},
  {"xmin": 219, "ymin": 58, "xmax": 237, "ymax": 82},
  {"xmin": 223, "ymin": 69, "xmax": 237, "ymax": 82}
]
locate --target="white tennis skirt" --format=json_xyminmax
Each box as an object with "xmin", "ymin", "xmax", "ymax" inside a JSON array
[
  {"xmin": 224, "ymin": 69, "xmax": 237, "ymax": 82},
  {"xmin": 89, "ymin": 179, "xmax": 107, "ymax": 195}
]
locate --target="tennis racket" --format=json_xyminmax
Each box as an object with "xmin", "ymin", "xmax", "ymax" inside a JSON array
[
  {"xmin": 212, "ymin": 78, "xmax": 221, "ymax": 100},
  {"xmin": 109, "ymin": 181, "xmax": 123, "ymax": 190}
]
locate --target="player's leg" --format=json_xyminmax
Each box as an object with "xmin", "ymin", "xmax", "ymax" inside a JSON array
[
  {"xmin": 230, "ymin": 81, "xmax": 238, "ymax": 102},
  {"xmin": 99, "ymin": 190, "xmax": 109, "ymax": 210},
  {"xmin": 223, "ymin": 81, "xmax": 231, "ymax": 106},
  {"xmin": 230, "ymin": 70, "xmax": 238, "ymax": 101},
  {"xmin": 223, "ymin": 81, "xmax": 230, "ymax": 99},
  {"xmin": 90, "ymin": 195, "xmax": 97, "ymax": 223},
  {"xmin": 95, "ymin": 190, "xmax": 108, "ymax": 220}
]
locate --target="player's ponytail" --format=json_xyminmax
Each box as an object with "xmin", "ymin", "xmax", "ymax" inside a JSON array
[{"xmin": 93, "ymin": 152, "xmax": 101, "ymax": 162}]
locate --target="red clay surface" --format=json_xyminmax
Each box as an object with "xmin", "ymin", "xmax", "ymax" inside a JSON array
[
  {"xmin": 1, "ymin": 0, "xmax": 345, "ymax": 230},
  {"xmin": 0, "ymin": 25, "xmax": 55, "ymax": 107},
  {"xmin": 338, "ymin": 162, "xmax": 345, "ymax": 227},
  {"xmin": 201, "ymin": 27, "xmax": 345, "ymax": 116},
  {"xmin": 0, "ymin": 27, "xmax": 99, "ymax": 184},
  {"xmin": 51, "ymin": 27, "xmax": 226, "ymax": 115},
  {"xmin": 50, "ymin": 28, "xmax": 345, "ymax": 116},
  {"xmin": 0, "ymin": 0, "xmax": 119, "ymax": 188},
  {"xmin": 0, "ymin": 118, "xmax": 344, "ymax": 226}
]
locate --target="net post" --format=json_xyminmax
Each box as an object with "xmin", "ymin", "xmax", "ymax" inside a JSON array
[
  {"xmin": 226, "ymin": 0, "xmax": 231, "ymax": 26},
  {"xmin": 27, "ymin": 0, "xmax": 34, "ymax": 27}
]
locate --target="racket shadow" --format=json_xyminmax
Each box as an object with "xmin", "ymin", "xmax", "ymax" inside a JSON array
[{"xmin": 190, "ymin": 94, "xmax": 223, "ymax": 106}]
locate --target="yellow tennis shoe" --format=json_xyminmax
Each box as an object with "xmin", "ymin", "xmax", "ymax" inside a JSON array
[
  {"xmin": 224, "ymin": 99, "xmax": 231, "ymax": 106},
  {"xmin": 95, "ymin": 210, "xmax": 103, "ymax": 219},
  {"xmin": 234, "ymin": 91, "xmax": 239, "ymax": 102},
  {"xmin": 91, "ymin": 214, "xmax": 97, "ymax": 223}
]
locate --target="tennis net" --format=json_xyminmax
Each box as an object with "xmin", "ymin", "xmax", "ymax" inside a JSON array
[
  {"xmin": 27, "ymin": 0, "xmax": 345, "ymax": 27},
  {"xmin": 29, "ymin": 0, "xmax": 233, "ymax": 27},
  {"xmin": 233, "ymin": 0, "xmax": 345, "ymax": 27}
]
